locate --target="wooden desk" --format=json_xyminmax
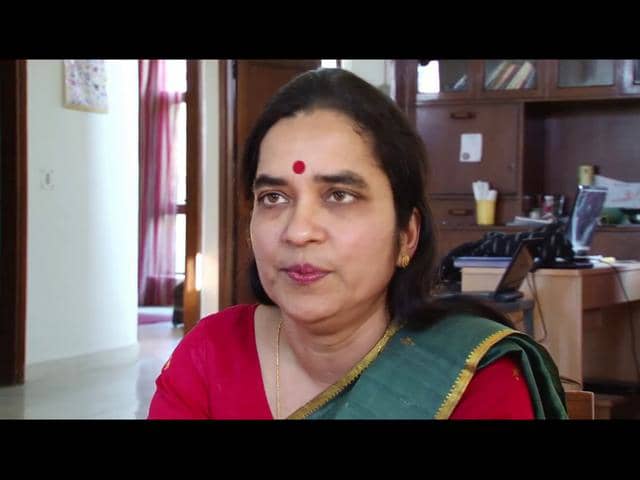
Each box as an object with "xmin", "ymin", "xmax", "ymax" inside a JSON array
[{"xmin": 461, "ymin": 262, "xmax": 640, "ymax": 390}]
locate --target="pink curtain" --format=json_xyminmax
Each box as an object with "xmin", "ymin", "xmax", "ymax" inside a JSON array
[{"xmin": 138, "ymin": 60, "xmax": 183, "ymax": 306}]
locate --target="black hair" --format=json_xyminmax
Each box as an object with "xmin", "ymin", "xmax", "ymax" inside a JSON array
[{"xmin": 242, "ymin": 68, "xmax": 512, "ymax": 329}]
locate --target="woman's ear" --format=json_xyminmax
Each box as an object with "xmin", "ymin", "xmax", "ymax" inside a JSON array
[{"xmin": 399, "ymin": 208, "xmax": 421, "ymax": 258}]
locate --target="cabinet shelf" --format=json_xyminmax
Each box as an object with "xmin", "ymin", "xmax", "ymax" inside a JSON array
[{"xmin": 398, "ymin": 60, "xmax": 640, "ymax": 105}]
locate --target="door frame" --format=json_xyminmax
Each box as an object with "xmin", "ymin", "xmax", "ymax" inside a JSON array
[
  {"xmin": 183, "ymin": 60, "xmax": 204, "ymax": 333},
  {"xmin": 218, "ymin": 60, "xmax": 236, "ymax": 310},
  {"xmin": 0, "ymin": 60, "xmax": 27, "ymax": 385}
]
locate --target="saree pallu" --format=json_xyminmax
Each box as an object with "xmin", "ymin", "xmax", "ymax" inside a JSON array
[{"xmin": 291, "ymin": 314, "xmax": 568, "ymax": 419}]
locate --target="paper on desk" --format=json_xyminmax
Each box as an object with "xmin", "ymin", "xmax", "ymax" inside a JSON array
[
  {"xmin": 593, "ymin": 174, "xmax": 640, "ymax": 208},
  {"xmin": 460, "ymin": 133, "xmax": 482, "ymax": 163}
]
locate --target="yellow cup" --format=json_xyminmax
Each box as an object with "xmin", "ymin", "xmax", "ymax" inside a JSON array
[{"xmin": 476, "ymin": 200, "xmax": 496, "ymax": 225}]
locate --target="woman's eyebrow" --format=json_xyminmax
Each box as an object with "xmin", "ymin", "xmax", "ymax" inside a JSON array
[
  {"xmin": 253, "ymin": 174, "xmax": 288, "ymax": 191},
  {"xmin": 253, "ymin": 170, "xmax": 370, "ymax": 191},
  {"xmin": 313, "ymin": 171, "xmax": 369, "ymax": 189}
]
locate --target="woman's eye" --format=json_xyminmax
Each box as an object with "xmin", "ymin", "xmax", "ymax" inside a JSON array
[
  {"xmin": 328, "ymin": 190, "xmax": 356, "ymax": 203},
  {"xmin": 259, "ymin": 192, "xmax": 287, "ymax": 206}
]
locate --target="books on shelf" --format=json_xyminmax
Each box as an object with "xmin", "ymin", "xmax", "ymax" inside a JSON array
[
  {"xmin": 485, "ymin": 62, "xmax": 508, "ymax": 89},
  {"xmin": 451, "ymin": 74, "xmax": 468, "ymax": 91},
  {"xmin": 488, "ymin": 62, "xmax": 517, "ymax": 90},
  {"xmin": 485, "ymin": 60, "xmax": 536, "ymax": 90},
  {"xmin": 523, "ymin": 71, "xmax": 537, "ymax": 89},
  {"xmin": 506, "ymin": 61, "xmax": 534, "ymax": 89},
  {"xmin": 454, "ymin": 256, "xmax": 512, "ymax": 268}
]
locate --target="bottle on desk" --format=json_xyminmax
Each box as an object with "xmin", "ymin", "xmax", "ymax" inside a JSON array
[{"xmin": 578, "ymin": 165, "xmax": 595, "ymax": 186}]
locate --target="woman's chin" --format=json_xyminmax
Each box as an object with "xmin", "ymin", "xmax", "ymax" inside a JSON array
[{"xmin": 273, "ymin": 296, "xmax": 337, "ymax": 323}]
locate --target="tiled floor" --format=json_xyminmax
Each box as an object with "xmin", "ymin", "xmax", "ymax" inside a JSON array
[{"xmin": 0, "ymin": 322, "xmax": 183, "ymax": 419}]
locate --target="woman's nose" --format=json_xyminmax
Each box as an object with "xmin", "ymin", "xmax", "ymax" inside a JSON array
[{"xmin": 281, "ymin": 200, "xmax": 326, "ymax": 246}]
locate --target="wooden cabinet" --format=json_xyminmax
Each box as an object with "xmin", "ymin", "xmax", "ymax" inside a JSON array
[
  {"xmin": 395, "ymin": 59, "xmax": 640, "ymax": 265},
  {"xmin": 415, "ymin": 103, "xmax": 520, "ymax": 195}
]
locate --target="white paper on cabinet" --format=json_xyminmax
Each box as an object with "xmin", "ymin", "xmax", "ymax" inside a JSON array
[{"xmin": 459, "ymin": 133, "xmax": 482, "ymax": 163}]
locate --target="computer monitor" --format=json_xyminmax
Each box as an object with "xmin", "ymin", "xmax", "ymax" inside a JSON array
[
  {"xmin": 495, "ymin": 239, "xmax": 537, "ymax": 295},
  {"xmin": 565, "ymin": 185, "xmax": 608, "ymax": 256}
]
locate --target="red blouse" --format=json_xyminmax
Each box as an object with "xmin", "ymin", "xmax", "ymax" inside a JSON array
[{"xmin": 148, "ymin": 304, "xmax": 534, "ymax": 420}]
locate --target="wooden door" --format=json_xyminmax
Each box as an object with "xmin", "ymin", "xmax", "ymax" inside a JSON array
[
  {"xmin": 220, "ymin": 60, "xmax": 320, "ymax": 309},
  {"xmin": 0, "ymin": 60, "xmax": 27, "ymax": 385}
]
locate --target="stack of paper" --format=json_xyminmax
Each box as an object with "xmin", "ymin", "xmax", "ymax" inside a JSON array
[
  {"xmin": 472, "ymin": 181, "xmax": 497, "ymax": 201},
  {"xmin": 593, "ymin": 175, "xmax": 640, "ymax": 209}
]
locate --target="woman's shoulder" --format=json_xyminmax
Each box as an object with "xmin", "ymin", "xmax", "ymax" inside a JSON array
[
  {"xmin": 171, "ymin": 304, "xmax": 257, "ymax": 350},
  {"xmin": 161, "ymin": 304, "xmax": 259, "ymax": 374},
  {"xmin": 417, "ymin": 311, "xmax": 514, "ymax": 340},
  {"xmin": 198, "ymin": 303, "xmax": 259, "ymax": 329},
  {"xmin": 180, "ymin": 304, "xmax": 259, "ymax": 347},
  {"xmin": 149, "ymin": 304, "xmax": 262, "ymax": 419},
  {"xmin": 397, "ymin": 312, "xmax": 517, "ymax": 370}
]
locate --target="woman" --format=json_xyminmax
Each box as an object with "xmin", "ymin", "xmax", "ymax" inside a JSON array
[{"xmin": 148, "ymin": 68, "xmax": 567, "ymax": 419}]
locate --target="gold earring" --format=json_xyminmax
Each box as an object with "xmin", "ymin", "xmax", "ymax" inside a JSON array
[{"xmin": 399, "ymin": 254, "xmax": 410, "ymax": 269}]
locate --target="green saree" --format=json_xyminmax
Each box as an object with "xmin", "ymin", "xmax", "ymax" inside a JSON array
[{"xmin": 289, "ymin": 314, "xmax": 568, "ymax": 419}]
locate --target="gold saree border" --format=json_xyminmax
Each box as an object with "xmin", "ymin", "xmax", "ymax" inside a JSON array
[
  {"xmin": 288, "ymin": 321, "xmax": 402, "ymax": 419},
  {"xmin": 434, "ymin": 328, "xmax": 515, "ymax": 419}
]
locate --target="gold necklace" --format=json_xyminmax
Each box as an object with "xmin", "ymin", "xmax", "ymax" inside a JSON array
[{"xmin": 275, "ymin": 318, "xmax": 283, "ymax": 419}]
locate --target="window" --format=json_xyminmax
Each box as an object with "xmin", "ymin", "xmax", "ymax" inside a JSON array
[
  {"xmin": 321, "ymin": 59, "xmax": 341, "ymax": 68},
  {"xmin": 417, "ymin": 61, "xmax": 440, "ymax": 93}
]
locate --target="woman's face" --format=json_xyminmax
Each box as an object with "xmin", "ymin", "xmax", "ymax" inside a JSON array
[{"xmin": 250, "ymin": 108, "xmax": 414, "ymax": 324}]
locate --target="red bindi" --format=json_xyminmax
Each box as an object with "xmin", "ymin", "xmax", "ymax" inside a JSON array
[{"xmin": 292, "ymin": 160, "xmax": 306, "ymax": 174}]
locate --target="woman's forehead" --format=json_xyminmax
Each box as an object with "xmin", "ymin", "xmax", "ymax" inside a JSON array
[{"xmin": 258, "ymin": 110, "xmax": 377, "ymax": 174}]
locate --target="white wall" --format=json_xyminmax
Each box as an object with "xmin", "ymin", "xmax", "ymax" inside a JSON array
[
  {"xmin": 342, "ymin": 60, "xmax": 388, "ymax": 89},
  {"xmin": 200, "ymin": 60, "xmax": 220, "ymax": 317},
  {"xmin": 26, "ymin": 60, "xmax": 139, "ymax": 366}
]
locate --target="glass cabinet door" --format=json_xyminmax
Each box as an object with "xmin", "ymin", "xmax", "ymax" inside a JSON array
[
  {"xmin": 549, "ymin": 60, "xmax": 620, "ymax": 98},
  {"xmin": 416, "ymin": 60, "xmax": 472, "ymax": 100},
  {"xmin": 621, "ymin": 60, "xmax": 640, "ymax": 95},
  {"xmin": 558, "ymin": 60, "xmax": 615, "ymax": 88},
  {"xmin": 480, "ymin": 60, "xmax": 544, "ymax": 98},
  {"xmin": 485, "ymin": 60, "xmax": 536, "ymax": 90}
]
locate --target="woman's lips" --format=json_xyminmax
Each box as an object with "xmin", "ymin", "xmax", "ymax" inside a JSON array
[{"xmin": 283, "ymin": 264, "xmax": 330, "ymax": 285}]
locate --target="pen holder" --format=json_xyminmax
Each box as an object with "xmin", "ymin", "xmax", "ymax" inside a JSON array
[{"xmin": 476, "ymin": 200, "xmax": 496, "ymax": 225}]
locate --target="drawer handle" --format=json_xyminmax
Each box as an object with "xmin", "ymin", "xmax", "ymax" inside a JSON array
[
  {"xmin": 448, "ymin": 208, "xmax": 473, "ymax": 216},
  {"xmin": 449, "ymin": 111, "xmax": 476, "ymax": 120}
]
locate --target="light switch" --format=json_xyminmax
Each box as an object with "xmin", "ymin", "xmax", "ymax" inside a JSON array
[{"xmin": 40, "ymin": 169, "xmax": 55, "ymax": 190}]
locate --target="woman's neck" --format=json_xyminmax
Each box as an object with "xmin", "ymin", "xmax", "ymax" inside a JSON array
[{"xmin": 276, "ymin": 299, "xmax": 391, "ymax": 385}]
